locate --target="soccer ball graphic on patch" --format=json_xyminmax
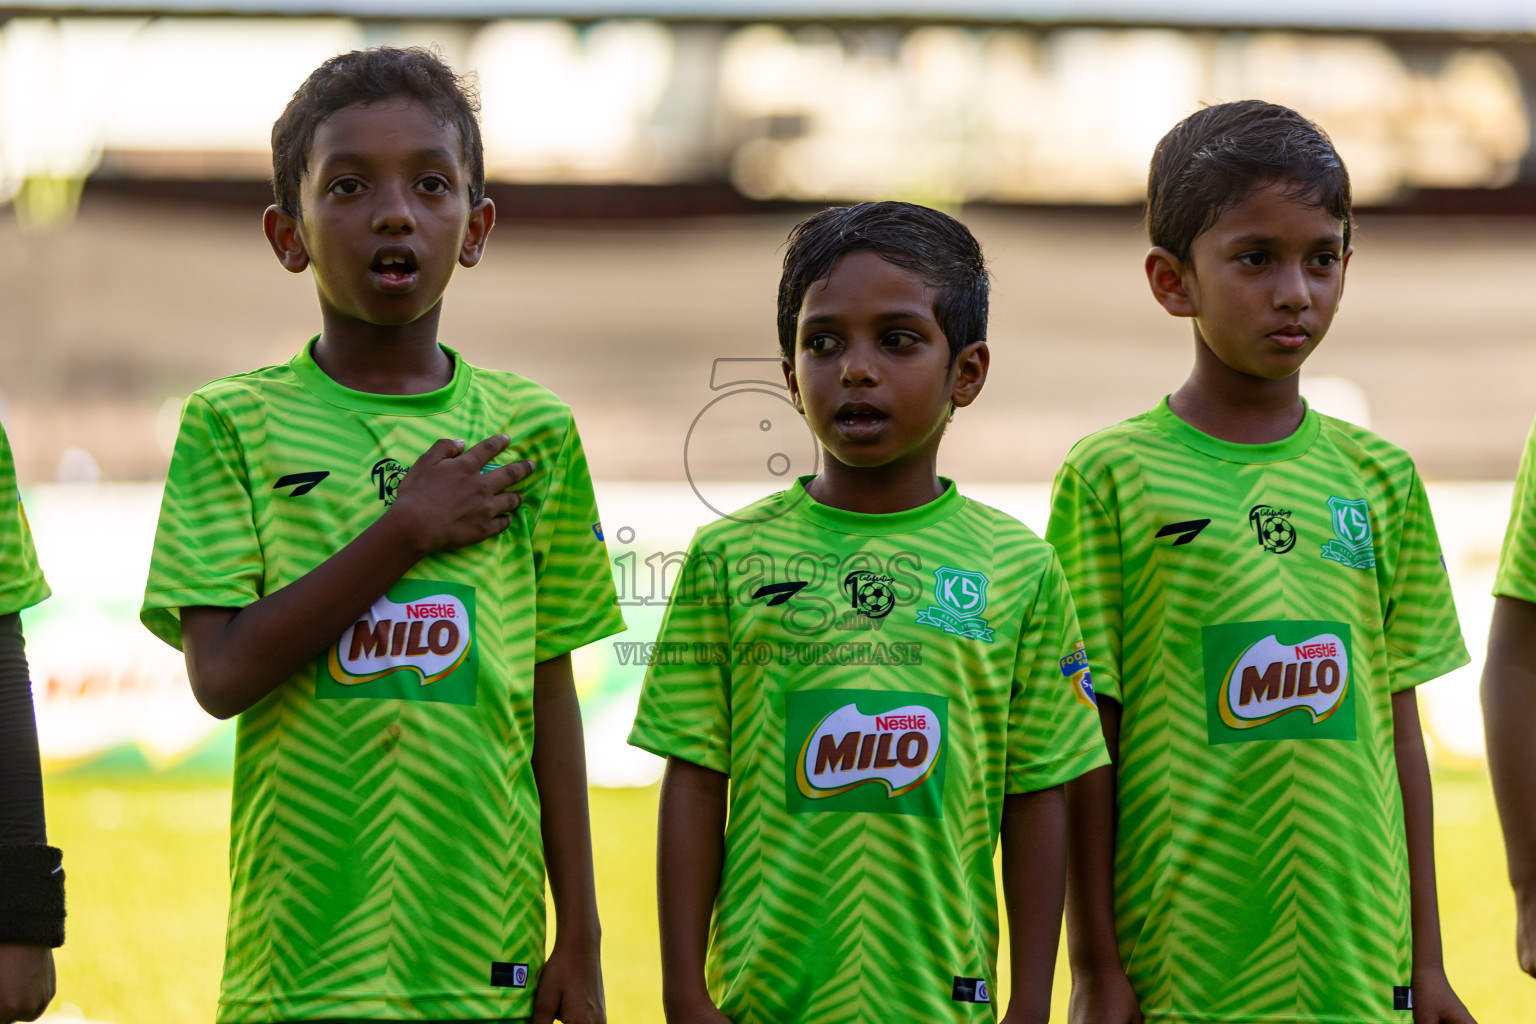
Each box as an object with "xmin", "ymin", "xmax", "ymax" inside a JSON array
[
  {"xmin": 683, "ymin": 358, "xmax": 819, "ymax": 523},
  {"xmin": 844, "ymin": 570, "xmax": 897, "ymax": 619},
  {"xmin": 1249, "ymin": 503, "xmax": 1297, "ymax": 554},
  {"xmin": 371, "ymin": 458, "xmax": 408, "ymax": 506}
]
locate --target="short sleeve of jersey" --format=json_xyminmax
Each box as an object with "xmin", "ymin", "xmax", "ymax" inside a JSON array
[
  {"xmin": 1045, "ymin": 460, "xmax": 1124, "ymax": 703},
  {"xmin": 628, "ymin": 531, "xmax": 732, "ymax": 773},
  {"xmin": 1006, "ymin": 552, "xmax": 1110, "ymax": 793},
  {"xmin": 1384, "ymin": 468, "xmax": 1468, "ymax": 691},
  {"xmin": 0, "ymin": 423, "xmax": 49, "ymax": 615},
  {"xmin": 1495, "ymin": 417, "xmax": 1536, "ymax": 604},
  {"xmin": 530, "ymin": 419, "xmax": 625, "ymax": 662},
  {"xmin": 141, "ymin": 394, "xmax": 262, "ymax": 650}
]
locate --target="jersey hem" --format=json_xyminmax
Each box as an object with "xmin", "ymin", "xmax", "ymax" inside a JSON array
[
  {"xmin": 1142, "ymin": 1012, "xmax": 1408, "ymax": 1023},
  {"xmin": 140, "ymin": 580, "xmax": 261, "ymax": 648},
  {"xmin": 216, "ymin": 991, "xmax": 531, "ymax": 1023},
  {"xmin": 1388, "ymin": 637, "xmax": 1471, "ymax": 692},
  {"xmin": 628, "ymin": 716, "xmax": 729, "ymax": 775},
  {"xmin": 534, "ymin": 607, "xmax": 626, "ymax": 662},
  {"xmin": 0, "ymin": 577, "xmax": 49, "ymax": 617},
  {"xmin": 1492, "ymin": 577, "xmax": 1536, "ymax": 604},
  {"xmin": 1006, "ymin": 740, "xmax": 1110, "ymax": 793}
]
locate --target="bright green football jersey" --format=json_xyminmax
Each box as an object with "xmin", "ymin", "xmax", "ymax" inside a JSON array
[
  {"xmin": 0, "ymin": 422, "xmax": 49, "ymax": 616},
  {"xmin": 629, "ymin": 478, "xmax": 1108, "ymax": 1024},
  {"xmin": 142, "ymin": 342, "xmax": 624, "ymax": 1023},
  {"xmin": 1047, "ymin": 399, "xmax": 1467, "ymax": 1024},
  {"xmin": 1494, "ymin": 416, "xmax": 1536, "ymax": 604}
]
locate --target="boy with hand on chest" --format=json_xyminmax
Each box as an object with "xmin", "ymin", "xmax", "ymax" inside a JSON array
[
  {"xmin": 1051, "ymin": 101, "xmax": 1475, "ymax": 1024},
  {"xmin": 141, "ymin": 48, "xmax": 622, "ymax": 1024},
  {"xmin": 630, "ymin": 201, "xmax": 1109, "ymax": 1024}
]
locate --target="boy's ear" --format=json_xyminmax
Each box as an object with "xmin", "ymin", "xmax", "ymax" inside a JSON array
[
  {"xmin": 1145, "ymin": 246, "xmax": 1196, "ymax": 318},
  {"xmin": 948, "ymin": 341, "xmax": 989, "ymax": 410},
  {"xmin": 263, "ymin": 205, "xmax": 309, "ymax": 274},
  {"xmin": 782, "ymin": 357, "xmax": 803, "ymax": 414},
  {"xmin": 458, "ymin": 197, "xmax": 496, "ymax": 269}
]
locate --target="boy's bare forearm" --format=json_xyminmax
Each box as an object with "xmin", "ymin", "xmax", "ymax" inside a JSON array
[
  {"xmin": 657, "ymin": 756, "xmax": 728, "ymax": 1018},
  {"xmin": 1066, "ymin": 699, "xmax": 1122, "ymax": 974},
  {"xmin": 1481, "ymin": 597, "xmax": 1536, "ymax": 900},
  {"xmin": 1065, "ymin": 765, "xmax": 1120, "ymax": 970},
  {"xmin": 1393, "ymin": 690, "xmax": 1444, "ymax": 971},
  {"xmin": 1394, "ymin": 690, "xmax": 1477, "ymax": 1022},
  {"xmin": 181, "ymin": 510, "xmax": 429, "ymax": 718},
  {"xmin": 1001, "ymin": 787, "xmax": 1066, "ymax": 1024},
  {"xmin": 532, "ymin": 655, "xmax": 601, "ymax": 943}
]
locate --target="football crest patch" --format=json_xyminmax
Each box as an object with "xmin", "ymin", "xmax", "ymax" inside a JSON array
[
  {"xmin": 1321, "ymin": 496, "xmax": 1376, "ymax": 570},
  {"xmin": 915, "ymin": 567, "xmax": 995, "ymax": 643}
]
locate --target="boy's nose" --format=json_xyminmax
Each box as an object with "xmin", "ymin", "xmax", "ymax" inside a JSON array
[
  {"xmin": 840, "ymin": 347, "xmax": 877, "ymax": 385},
  {"xmin": 371, "ymin": 184, "xmax": 416, "ymax": 233},
  {"xmin": 1273, "ymin": 264, "xmax": 1311, "ymax": 311}
]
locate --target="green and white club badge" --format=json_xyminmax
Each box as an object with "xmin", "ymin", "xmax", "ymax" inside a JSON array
[
  {"xmin": 1320, "ymin": 496, "xmax": 1376, "ymax": 570},
  {"xmin": 915, "ymin": 566, "xmax": 995, "ymax": 643}
]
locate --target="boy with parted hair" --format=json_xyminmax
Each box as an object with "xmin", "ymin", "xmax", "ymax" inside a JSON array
[
  {"xmin": 630, "ymin": 201, "xmax": 1108, "ymax": 1024},
  {"xmin": 141, "ymin": 47, "xmax": 621, "ymax": 1023},
  {"xmin": 1050, "ymin": 100, "xmax": 1475, "ymax": 1023}
]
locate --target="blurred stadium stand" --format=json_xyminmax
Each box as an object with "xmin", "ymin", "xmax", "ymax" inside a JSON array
[{"xmin": 1, "ymin": 1, "xmax": 1534, "ymax": 484}]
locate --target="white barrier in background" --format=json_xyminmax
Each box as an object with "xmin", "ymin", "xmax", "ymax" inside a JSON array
[{"xmin": 19, "ymin": 480, "xmax": 1512, "ymax": 785}]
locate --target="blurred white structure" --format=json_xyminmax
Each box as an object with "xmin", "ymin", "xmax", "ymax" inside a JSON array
[{"xmin": 0, "ymin": 13, "xmax": 1530, "ymax": 221}]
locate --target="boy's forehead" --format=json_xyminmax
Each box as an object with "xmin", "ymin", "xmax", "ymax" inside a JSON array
[
  {"xmin": 1203, "ymin": 181, "xmax": 1343, "ymax": 242},
  {"xmin": 308, "ymin": 95, "xmax": 466, "ymax": 170},
  {"xmin": 799, "ymin": 251, "xmax": 937, "ymax": 319}
]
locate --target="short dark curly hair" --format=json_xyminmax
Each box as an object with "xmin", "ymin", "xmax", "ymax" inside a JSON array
[
  {"xmin": 270, "ymin": 46, "xmax": 484, "ymax": 218},
  {"xmin": 1148, "ymin": 100, "xmax": 1352, "ymax": 264},
  {"xmin": 777, "ymin": 202, "xmax": 989, "ymax": 365}
]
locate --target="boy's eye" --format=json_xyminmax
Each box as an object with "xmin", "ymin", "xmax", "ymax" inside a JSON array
[
  {"xmin": 802, "ymin": 335, "xmax": 835, "ymax": 353},
  {"xmin": 329, "ymin": 178, "xmax": 364, "ymax": 196},
  {"xmin": 883, "ymin": 332, "xmax": 919, "ymax": 348},
  {"xmin": 1236, "ymin": 251, "xmax": 1269, "ymax": 267},
  {"xmin": 418, "ymin": 176, "xmax": 451, "ymax": 194},
  {"xmin": 1312, "ymin": 251, "xmax": 1340, "ymax": 267}
]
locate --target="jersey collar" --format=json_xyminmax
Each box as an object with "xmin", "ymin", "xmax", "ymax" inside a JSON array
[
  {"xmin": 291, "ymin": 336, "xmax": 472, "ymax": 416},
  {"xmin": 787, "ymin": 475, "xmax": 966, "ymax": 536},
  {"xmin": 1147, "ymin": 395, "xmax": 1320, "ymax": 465}
]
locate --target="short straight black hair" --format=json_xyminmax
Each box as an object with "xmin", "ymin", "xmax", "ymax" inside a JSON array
[
  {"xmin": 270, "ymin": 46, "xmax": 484, "ymax": 218},
  {"xmin": 777, "ymin": 202, "xmax": 989, "ymax": 364},
  {"xmin": 1147, "ymin": 100, "xmax": 1352, "ymax": 263}
]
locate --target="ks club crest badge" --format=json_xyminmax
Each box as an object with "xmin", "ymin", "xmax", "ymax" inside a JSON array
[
  {"xmin": 916, "ymin": 566, "xmax": 994, "ymax": 643},
  {"xmin": 1320, "ymin": 496, "xmax": 1376, "ymax": 570}
]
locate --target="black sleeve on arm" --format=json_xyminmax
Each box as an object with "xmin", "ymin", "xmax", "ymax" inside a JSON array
[
  {"xmin": 0, "ymin": 611, "xmax": 64, "ymax": 947},
  {"xmin": 0, "ymin": 612, "xmax": 45, "ymax": 846}
]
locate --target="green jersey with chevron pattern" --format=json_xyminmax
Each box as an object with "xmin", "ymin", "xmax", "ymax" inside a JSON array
[
  {"xmin": 1495, "ymin": 417, "xmax": 1536, "ymax": 604},
  {"xmin": 630, "ymin": 478, "xmax": 1109, "ymax": 1024},
  {"xmin": 1047, "ymin": 399, "xmax": 1467, "ymax": 1024},
  {"xmin": 142, "ymin": 342, "xmax": 624, "ymax": 1023},
  {"xmin": 0, "ymin": 423, "xmax": 48, "ymax": 616}
]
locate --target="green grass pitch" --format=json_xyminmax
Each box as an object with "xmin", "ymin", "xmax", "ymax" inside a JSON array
[{"xmin": 42, "ymin": 774, "xmax": 1536, "ymax": 1023}]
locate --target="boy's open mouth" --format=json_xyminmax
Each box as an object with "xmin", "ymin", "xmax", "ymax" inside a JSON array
[
  {"xmin": 370, "ymin": 248, "xmax": 419, "ymax": 290},
  {"xmin": 835, "ymin": 402, "xmax": 889, "ymax": 437}
]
